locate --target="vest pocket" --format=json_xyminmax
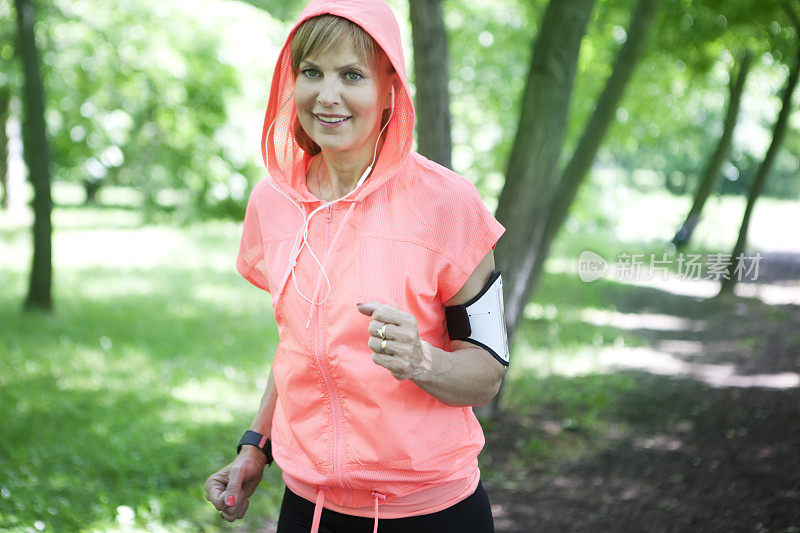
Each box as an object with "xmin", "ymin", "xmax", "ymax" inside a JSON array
[
  {"xmin": 272, "ymin": 345, "xmax": 334, "ymax": 469},
  {"xmin": 343, "ymin": 377, "xmax": 470, "ymax": 466}
]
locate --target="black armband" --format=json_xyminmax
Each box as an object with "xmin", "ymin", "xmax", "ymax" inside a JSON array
[{"xmin": 445, "ymin": 270, "xmax": 509, "ymax": 366}]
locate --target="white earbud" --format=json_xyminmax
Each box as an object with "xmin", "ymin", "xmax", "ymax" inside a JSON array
[{"xmin": 356, "ymin": 84, "xmax": 396, "ymax": 188}]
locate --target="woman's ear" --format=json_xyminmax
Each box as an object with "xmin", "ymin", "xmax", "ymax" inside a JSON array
[
  {"xmin": 384, "ymin": 84, "xmax": 394, "ymax": 111},
  {"xmin": 383, "ymin": 69, "xmax": 396, "ymax": 110}
]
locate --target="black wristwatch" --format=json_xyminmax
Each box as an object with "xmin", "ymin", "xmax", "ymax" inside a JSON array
[{"xmin": 237, "ymin": 430, "xmax": 274, "ymax": 466}]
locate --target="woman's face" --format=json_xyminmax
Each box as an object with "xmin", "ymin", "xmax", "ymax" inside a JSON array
[{"xmin": 294, "ymin": 33, "xmax": 389, "ymax": 156}]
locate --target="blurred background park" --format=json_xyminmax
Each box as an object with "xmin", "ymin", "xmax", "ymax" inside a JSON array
[{"xmin": 1, "ymin": 0, "xmax": 799, "ymax": 531}]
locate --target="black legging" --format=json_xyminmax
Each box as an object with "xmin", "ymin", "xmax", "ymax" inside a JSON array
[{"xmin": 276, "ymin": 481, "xmax": 494, "ymax": 533}]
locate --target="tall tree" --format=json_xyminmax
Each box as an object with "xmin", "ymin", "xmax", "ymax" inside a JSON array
[
  {"xmin": 478, "ymin": 0, "xmax": 595, "ymax": 418},
  {"xmin": 719, "ymin": 9, "xmax": 800, "ymax": 295},
  {"xmin": 409, "ymin": 0, "xmax": 452, "ymax": 168},
  {"xmin": 672, "ymin": 50, "xmax": 752, "ymax": 248},
  {"xmin": 493, "ymin": 0, "xmax": 595, "ymax": 339},
  {"xmin": 0, "ymin": 86, "xmax": 9, "ymax": 209},
  {"xmin": 529, "ymin": 0, "xmax": 663, "ymax": 299},
  {"xmin": 15, "ymin": 0, "xmax": 53, "ymax": 310}
]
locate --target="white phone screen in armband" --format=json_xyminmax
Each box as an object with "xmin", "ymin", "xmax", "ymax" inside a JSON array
[{"xmin": 445, "ymin": 270, "xmax": 510, "ymax": 366}]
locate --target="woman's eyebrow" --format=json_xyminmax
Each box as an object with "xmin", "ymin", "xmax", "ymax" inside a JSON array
[{"xmin": 300, "ymin": 60, "xmax": 366, "ymax": 71}]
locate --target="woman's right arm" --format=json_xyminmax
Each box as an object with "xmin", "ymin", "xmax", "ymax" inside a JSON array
[
  {"xmin": 204, "ymin": 367, "xmax": 278, "ymax": 522},
  {"xmin": 247, "ymin": 367, "xmax": 278, "ymax": 437}
]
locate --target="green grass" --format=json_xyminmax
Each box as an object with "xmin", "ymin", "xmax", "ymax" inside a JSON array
[
  {"xmin": 1, "ymin": 190, "xmax": 798, "ymax": 531},
  {"xmin": 1, "ymin": 209, "xmax": 282, "ymax": 532}
]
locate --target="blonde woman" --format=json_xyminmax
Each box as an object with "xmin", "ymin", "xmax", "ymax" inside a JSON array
[{"xmin": 205, "ymin": 1, "xmax": 509, "ymax": 531}]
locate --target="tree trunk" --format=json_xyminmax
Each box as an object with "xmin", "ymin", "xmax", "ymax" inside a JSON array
[
  {"xmin": 477, "ymin": 0, "xmax": 596, "ymax": 419},
  {"xmin": 672, "ymin": 50, "xmax": 752, "ymax": 248},
  {"xmin": 15, "ymin": 0, "xmax": 53, "ymax": 311},
  {"xmin": 0, "ymin": 86, "xmax": 10, "ymax": 210},
  {"xmin": 530, "ymin": 0, "xmax": 663, "ymax": 299},
  {"xmin": 409, "ymin": 0, "xmax": 452, "ymax": 168},
  {"xmin": 84, "ymin": 179, "xmax": 101, "ymax": 204},
  {"xmin": 718, "ymin": 45, "xmax": 800, "ymax": 295}
]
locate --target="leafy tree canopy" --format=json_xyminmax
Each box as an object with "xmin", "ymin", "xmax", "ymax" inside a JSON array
[{"xmin": 444, "ymin": 0, "xmax": 799, "ymax": 207}]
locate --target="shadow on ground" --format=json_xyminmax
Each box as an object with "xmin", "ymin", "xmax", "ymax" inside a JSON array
[{"xmin": 484, "ymin": 268, "xmax": 800, "ymax": 532}]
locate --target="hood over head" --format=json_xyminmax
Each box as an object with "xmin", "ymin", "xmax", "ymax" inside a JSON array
[{"xmin": 261, "ymin": 0, "xmax": 415, "ymax": 202}]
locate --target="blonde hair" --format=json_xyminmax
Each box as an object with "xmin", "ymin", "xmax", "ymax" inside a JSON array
[{"xmin": 290, "ymin": 15, "xmax": 394, "ymax": 155}]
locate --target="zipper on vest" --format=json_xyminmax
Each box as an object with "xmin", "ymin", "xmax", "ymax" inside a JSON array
[{"xmin": 313, "ymin": 204, "xmax": 346, "ymax": 489}]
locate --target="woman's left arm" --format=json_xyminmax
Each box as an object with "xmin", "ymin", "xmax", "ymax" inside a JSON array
[{"xmin": 356, "ymin": 250, "xmax": 506, "ymax": 407}]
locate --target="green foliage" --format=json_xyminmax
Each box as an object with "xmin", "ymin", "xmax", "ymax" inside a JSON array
[
  {"xmin": 595, "ymin": 0, "xmax": 800, "ymax": 198},
  {"xmin": 2, "ymin": 0, "xmax": 272, "ymax": 219},
  {"xmin": 237, "ymin": 0, "xmax": 307, "ymax": 22},
  {"xmin": 43, "ymin": 0, "xmax": 247, "ymax": 216},
  {"xmin": 3, "ymin": 0, "xmax": 799, "ymax": 225},
  {"xmin": 0, "ymin": 206, "xmax": 281, "ymax": 531},
  {"xmin": 441, "ymin": 0, "xmax": 800, "ymax": 211},
  {"xmin": 0, "ymin": 1, "xmax": 21, "ymax": 90},
  {"xmin": 443, "ymin": 0, "xmax": 538, "ymax": 200}
]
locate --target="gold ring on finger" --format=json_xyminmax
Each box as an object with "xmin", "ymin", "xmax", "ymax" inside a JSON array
[
  {"xmin": 380, "ymin": 339, "xmax": 388, "ymax": 353},
  {"xmin": 377, "ymin": 324, "xmax": 387, "ymax": 339}
]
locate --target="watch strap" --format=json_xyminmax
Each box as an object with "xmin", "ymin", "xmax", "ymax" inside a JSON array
[{"xmin": 237, "ymin": 430, "xmax": 273, "ymax": 465}]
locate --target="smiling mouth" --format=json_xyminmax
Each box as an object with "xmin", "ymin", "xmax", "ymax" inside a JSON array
[{"xmin": 315, "ymin": 114, "xmax": 351, "ymax": 126}]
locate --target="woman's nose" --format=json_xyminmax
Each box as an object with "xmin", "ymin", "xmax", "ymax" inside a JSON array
[{"xmin": 317, "ymin": 79, "xmax": 340, "ymax": 106}]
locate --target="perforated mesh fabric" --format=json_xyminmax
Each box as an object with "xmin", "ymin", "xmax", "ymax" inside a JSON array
[
  {"xmin": 236, "ymin": 178, "xmax": 307, "ymax": 294},
  {"xmin": 237, "ymin": 185, "xmax": 269, "ymax": 292},
  {"xmin": 360, "ymin": 152, "xmax": 505, "ymax": 304}
]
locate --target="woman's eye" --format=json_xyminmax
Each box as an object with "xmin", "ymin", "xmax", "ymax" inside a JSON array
[
  {"xmin": 345, "ymin": 71, "xmax": 363, "ymax": 81},
  {"xmin": 302, "ymin": 68, "xmax": 319, "ymax": 78}
]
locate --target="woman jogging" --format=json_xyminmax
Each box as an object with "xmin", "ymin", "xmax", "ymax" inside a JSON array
[{"xmin": 205, "ymin": 1, "xmax": 509, "ymax": 531}]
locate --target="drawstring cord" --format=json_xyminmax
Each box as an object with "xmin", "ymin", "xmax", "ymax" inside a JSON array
[
  {"xmin": 310, "ymin": 486, "xmax": 328, "ymax": 533},
  {"xmin": 309, "ymin": 486, "xmax": 387, "ymax": 533},
  {"xmin": 371, "ymin": 491, "xmax": 387, "ymax": 533}
]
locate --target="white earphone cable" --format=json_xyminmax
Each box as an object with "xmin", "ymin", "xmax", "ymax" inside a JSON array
[{"xmin": 262, "ymin": 85, "xmax": 397, "ymax": 316}]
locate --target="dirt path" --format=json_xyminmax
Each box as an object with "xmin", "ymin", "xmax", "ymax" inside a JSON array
[{"xmin": 485, "ymin": 271, "xmax": 800, "ymax": 532}]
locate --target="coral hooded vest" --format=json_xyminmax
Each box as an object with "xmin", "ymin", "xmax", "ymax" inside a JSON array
[{"xmin": 236, "ymin": 0, "xmax": 505, "ymax": 529}]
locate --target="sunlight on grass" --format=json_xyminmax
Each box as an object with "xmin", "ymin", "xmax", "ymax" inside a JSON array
[
  {"xmin": 510, "ymin": 340, "xmax": 610, "ymax": 377},
  {"xmin": 578, "ymin": 308, "xmax": 708, "ymax": 332},
  {"xmin": 78, "ymin": 274, "xmax": 158, "ymax": 298},
  {"xmin": 556, "ymin": 186, "xmax": 800, "ymax": 263},
  {"xmin": 597, "ymin": 346, "xmax": 800, "ymax": 389},
  {"xmin": 1, "ymin": 208, "xmax": 280, "ymax": 532},
  {"xmin": 170, "ymin": 375, "xmax": 265, "ymax": 413},
  {"xmin": 55, "ymin": 227, "xmax": 186, "ymax": 269}
]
